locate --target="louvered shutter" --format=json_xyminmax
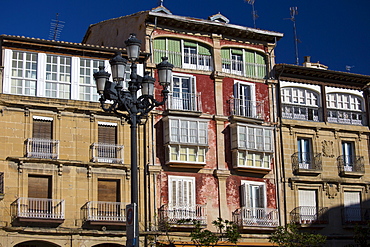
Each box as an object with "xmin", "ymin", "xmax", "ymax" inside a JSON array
[
  {"xmin": 240, "ymin": 183, "xmax": 248, "ymax": 207},
  {"xmin": 257, "ymin": 185, "xmax": 265, "ymax": 208},
  {"xmin": 98, "ymin": 179, "xmax": 119, "ymax": 202},
  {"xmin": 33, "ymin": 119, "xmax": 52, "ymax": 139},
  {"xmin": 198, "ymin": 44, "xmax": 211, "ymax": 56},
  {"xmin": 98, "ymin": 125, "xmax": 116, "ymax": 144},
  {"xmin": 28, "ymin": 175, "xmax": 52, "ymax": 199}
]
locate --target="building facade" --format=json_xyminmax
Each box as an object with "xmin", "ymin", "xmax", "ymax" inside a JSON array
[
  {"xmin": 275, "ymin": 57, "xmax": 370, "ymax": 246},
  {"xmin": 83, "ymin": 6, "xmax": 283, "ymax": 246}
]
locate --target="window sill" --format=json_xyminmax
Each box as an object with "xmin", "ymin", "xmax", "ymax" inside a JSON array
[
  {"xmin": 166, "ymin": 161, "xmax": 206, "ymax": 169},
  {"xmin": 233, "ymin": 166, "xmax": 271, "ymax": 174}
]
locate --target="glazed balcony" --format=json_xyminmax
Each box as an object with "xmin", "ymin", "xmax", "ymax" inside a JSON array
[
  {"xmin": 282, "ymin": 104, "xmax": 321, "ymax": 122},
  {"xmin": 342, "ymin": 207, "xmax": 370, "ymax": 225},
  {"xmin": 13, "ymin": 197, "xmax": 64, "ymax": 223},
  {"xmin": 82, "ymin": 201, "xmax": 127, "ymax": 226},
  {"xmin": 327, "ymin": 109, "xmax": 366, "ymax": 126},
  {"xmin": 230, "ymin": 99, "xmax": 265, "ymax": 120},
  {"xmin": 233, "ymin": 207, "xmax": 278, "ymax": 230},
  {"xmin": 292, "ymin": 152, "xmax": 322, "ymax": 175},
  {"xmin": 26, "ymin": 138, "xmax": 59, "ymax": 159},
  {"xmin": 337, "ymin": 155, "xmax": 364, "ymax": 177},
  {"xmin": 290, "ymin": 206, "xmax": 328, "ymax": 226},
  {"xmin": 166, "ymin": 92, "xmax": 202, "ymax": 112},
  {"xmin": 91, "ymin": 143, "xmax": 124, "ymax": 164},
  {"xmin": 158, "ymin": 204, "xmax": 207, "ymax": 228}
]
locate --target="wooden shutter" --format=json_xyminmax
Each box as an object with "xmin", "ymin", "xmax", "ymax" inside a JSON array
[
  {"xmin": 33, "ymin": 119, "xmax": 52, "ymax": 139},
  {"xmin": 98, "ymin": 179, "xmax": 120, "ymax": 202},
  {"xmin": 298, "ymin": 189, "xmax": 316, "ymax": 207},
  {"xmin": 28, "ymin": 175, "xmax": 52, "ymax": 199},
  {"xmin": 98, "ymin": 125, "xmax": 116, "ymax": 144},
  {"xmin": 169, "ymin": 176, "xmax": 195, "ymax": 207},
  {"xmin": 240, "ymin": 183, "xmax": 248, "ymax": 207}
]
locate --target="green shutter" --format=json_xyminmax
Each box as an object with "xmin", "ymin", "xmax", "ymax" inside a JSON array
[
  {"xmin": 168, "ymin": 39, "xmax": 181, "ymax": 52},
  {"xmin": 198, "ymin": 44, "xmax": 211, "ymax": 56},
  {"xmin": 221, "ymin": 48, "xmax": 231, "ymax": 65},
  {"xmin": 153, "ymin": 38, "xmax": 166, "ymax": 50},
  {"xmin": 232, "ymin": 49, "xmax": 243, "ymax": 55},
  {"xmin": 153, "ymin": 38, "xmax": 166, "ymax": 64},
  {"xmin": 167, "ymin": 39, "xmax": 181, "ymax": 67},
  {"xmin": 184, "ymin": 41, "xmax": 197, "ymax": 47}
]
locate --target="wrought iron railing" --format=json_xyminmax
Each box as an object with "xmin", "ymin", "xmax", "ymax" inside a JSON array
[
  {"xmin": 154, "ymin": 49, "xmax": 212, "ymax": 71},
  {"xmin": 342, "ymin": 207, "xmax": 370, "ymax": 224},
  {"xmin": 158, "ymin": 204, "xmax": 207, "ymax": 225},
  {"xmin": 230, "ymin": 98, "xmax": 265, "ymax": 119},
  {"xmin": 282, "ymin": 104, "xmax": 321, "ymax": 122},
  {"xmin": 290, "ymin": 206, "xmax": 328, "ymax": 225},
  {"xmin": 83, "ymin": 201, "xmax": 126, "ymax": 222},
  {"xmin": 292, "ymin": 152, "xmax": 322, "ymax": 172},
  {"xmin": 26, "ymin": 138, "xmax": 59, "ymax": 159},
  {"xmin": 327, "ymin": 109, "xmax": 366, "ymax": 126},
  {"xmin": 14, "ymin": 197, "xmax": 65, "ymax": 219},
  {"xmin": 91, "ymin": 143, "xmax": 124, "ymax": 164},
  {"xmin": 221, "ymin": 58, "xmax": 267, "ymax": 79},
  {"xmin": 337, "ymin": 155, "xmax": 364, "ymax": 174},
  {"xmin": 166, "ymin": 92, "xmax": 202, "ymax": 112},
  {"xmin": 233, "ymin": 207, "xmax": 278, "ymax": 227}
]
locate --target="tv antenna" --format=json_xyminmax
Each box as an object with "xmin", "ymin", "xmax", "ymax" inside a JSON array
[
  {"xmin": 158, "ymin": 0, "xmax": 164, "ymax": 6},
  {"xmin": 245, "ymin": 0, "xmax": 258, "ymax": 28},
  {"xmin": 49, "ymin": 13, "xmax": 65, "ymax": 41},
  {"xmin": 345, "ymin": 65, "xmax": 354, "ymax": 72},
  {"xmin": 288, "ymin": 7, "xmax": 300, "ymax": 65}
]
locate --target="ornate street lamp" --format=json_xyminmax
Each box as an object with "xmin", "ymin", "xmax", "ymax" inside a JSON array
[{"xmin": 93, "ymin": 33, "xmax": 173, "ymax": 247}]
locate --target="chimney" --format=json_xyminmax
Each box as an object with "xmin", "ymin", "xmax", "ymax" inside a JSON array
[{"xmin": 303, "ymin": 56, "xmax": 328, "ymax": 70}]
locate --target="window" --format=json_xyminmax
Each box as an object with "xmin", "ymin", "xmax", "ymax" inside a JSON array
[
  {"xmin": 327, "ymin": 93, "xmax": 364, "ymax": 125},
  {"xmin": 10, "ymin": 51, "xmax": 37, "ymax": 96},
  {"xmin": 232, "ymin": 81, "xmax": 264, "ymax": 119},
  {"xmin": 281, "ymin": 87, "xmax": 320, "ymax": 121},
  {"xmin": 0, "ymin": 172, "xmax": 4, "ymax": 195},
  {"xmin": 221, "ymin": 48, "xmax": 267, "ymax": 79},
  {"xmin": 168, "ymin": 74, "xmax": 200, "ymax": 111},
  {"xmin": 240, "ymin": 181, "xmax": 266, "ymax": 209},
  {"xmin": 342, "ymin": 141, "xmax": 355, "ymax": 170},
  {"xmin": 231, "ymin": 124, "xmax": 273, "ymax": 169},
  {"xmin": 343, "ymin": 191, "xmax": 361, "ymax": 222},
  {"xmin": 164, "ymin": 117, "xmax": 208, "ymax": 164},
  {"xmin": 98, "ymin": 179, "xmax": 120, "ymax": 202},
  {"xmin": 46, "ymin": 55, "xmax": 71, "ymax": 99},
  {"xmin": 297, "ymin": 138, "xmax": 312, "ymax": 169},
  {"xmin": 298, "ymin": 189, "xmax": 317, "ymax": 223},
  {"xmin": 79, "ymin": 59, "xmax": 104, "ymax": 101},
  {"xmin": 168, "ymin": 176, "xmax": 196, "ymax": 220},
  {"xmin": 28, "ymin": 175, "xmax": 52, "ymax": 199},
  {"xmin": 153, "ymin": 38, "xmax": 212, "ymax": 71}
]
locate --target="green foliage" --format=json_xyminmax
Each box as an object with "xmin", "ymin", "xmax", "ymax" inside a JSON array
[
  {"xmin": 351, "ymin": 223, "xmax": 370, "ymax": 247},
  {"xmin": 269, "ymin": 223, "xmax": 326, "ymax": 247},
  {"xmin": 178, "ymin": 218, "xmax": 241, "ymax": 246}
]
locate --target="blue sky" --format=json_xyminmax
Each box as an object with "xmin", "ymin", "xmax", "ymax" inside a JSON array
[{"xmin": 1, "ymin": 0, "xmax": 369, "ymax": 75}]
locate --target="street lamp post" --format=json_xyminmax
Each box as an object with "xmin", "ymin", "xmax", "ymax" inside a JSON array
[{"xmin": 93, "ymin": 33, "xmax": 174, "ymax": 247}]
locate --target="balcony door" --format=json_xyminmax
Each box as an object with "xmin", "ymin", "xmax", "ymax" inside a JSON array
[
  {"xmin": 344, "ymin": 191, "xmax": 361, "ymax": 222},
  {"xmin": 168, "ymin": 176, "xmax": 195, "ymax": 220},
  {"xmin": 97, "ymin": 124, "xmax": 117, "ymax": 162},
  {"xmin": 298, "ymin": 189, "xmax": 317, "ymax": 224},
  {"xmin": 172, "ymin": 76, "xmax": 194, "ymax": 111},
  {"xmin": 28, "ymin": 175, "xmax": 52, "ymax": 215},
  {"xmin": 235, "ymin": 82, "xmax": 253, "ymax": 117},
  {"xmin": 297, "ymin": 138, "xmax": 312, "ymax": 169},
  {"xmin": 342, "ymin": 141, "xmax": 354, "ymax": 170},
  {"xmin": 31, "ymin": 118, "xmax": 53, "ymax": 158},
  {"xmin": 97, "ymin": 179, "xmax": 120, "ymax": 220}
]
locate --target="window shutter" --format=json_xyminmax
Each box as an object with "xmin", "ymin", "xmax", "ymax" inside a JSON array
[
  {"xmin": 184, "ymin": 41, "xmax": 197, "ymax": 48},
  {"xmin": 168, "ymin": 39, "xmax": 181, "ymax": 53},
  {"xmin": 28, "ymin": 175, "xmax": 52, "ymax": 199},
  {"xmin": 232, "ymin": 49, "xmax": 243, "ymax": 55},
  {"xmin": 344, "ymin": 191, "xmax": 361, "ymax": 207},
  {"xmin": 221, "ymin": 49, "xmax": 231, "ymax": 65},
  {"xmin": 198, "ymin": 44, "xmax": 211, "ymax": 56},
  {"xmin": 98, "ymin": 125, "xmax": 116, "ymax": 144},
  {"xmin": 153, "ymin": 38, "xmax": 166, "ymax": 50},
  {"xmin": 98, "ymin": 179, "xmax": 120, "ymax": 202},
  {"xmin": 33, "ymin": 119, "xmax": 53, "ymax": 139},
  {"xmin": 298, "ymin": 189, "xmax": 317, "ymax": 207},
  {"xmin": 240, "ymin": 183, "xmax": 248, "ymax": 207},
  {"xmin": 258, "ymin": 185, "xmax": 265, "ymax": 208}
]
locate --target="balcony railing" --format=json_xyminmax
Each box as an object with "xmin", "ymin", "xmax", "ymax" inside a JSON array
[
  {"xmin": 166, "ymin": 92, "xmax": 202, "ymax": 112},
  {"xmin": 83, "ymin": 201, "xmax": 126, "ymax": 223},
  {"xmin": 342, "ymin": 207, "xmax": 370, "ymax": 225},
  {"xmin": 230, "ymin": 99, "xmax": 265, "ymax": 119},
  {"xmin": 221, "ymin": 59, "xmax": 267, "ymax": 79},
  {"xmin": 91, "ymin": 143, "xmax": 124, "ymax": 164},
  {"xmin": 158, "ymin": 204, "xmax": 207, "ymax": 225},
  {"xmin": 233, "ymin": 207, "xmax": 278, "ymax": 228},
  {"xmin": 327, "ymin": 109, "xmax": 366, "ymax": 126},
  {"xmin": 14, "ymin": 197, "xmax": 64, "ymax": 220},
  {"xmin": 337, "ymin": 155, "xmax": 364, "ymax": 177},
  {"xmin": 292, "ymin": 152, "xmax": 322, "ymax": 174},
  {"xmin": 26, "ymin": 138, "xmax": 59, "ymax": 159},
  {"xmin": 154, "ymin": 49, "xmax": 212, "ymax": 71},
  {"xmin": 290, "ymin": 206, "xmax": 328, "ymax": 225},
  {"xmin": 282, "ymin": 104, "xmax": 321, "ymax": 122}
]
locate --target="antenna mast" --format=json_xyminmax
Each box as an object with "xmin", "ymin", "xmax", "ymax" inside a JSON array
[
  {"xmin": 245, "ymin": 0, "xmax": 258, "ymax": 28},
  {"xmin": 49, "ymin": 13, "xmax": 65, "ymax": 41},
  {"xmin": 289, "ymin": 7, "xmax": 299, "ymax": 65}
]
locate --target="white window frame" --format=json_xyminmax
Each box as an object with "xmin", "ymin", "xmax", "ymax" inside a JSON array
[
  {"xmin": 45, "ymin": 54, "xmax": 71, "ymax": 99},
  {"xmin": 168, "ymin": 175, "xmax": 196, "ymax": 207},
  {"xmin": 169, "ymin": 73, "xmax": 198, "ymax": 111},
  {"xmin": 240, "ymin": 180, "xmax": 266, "ymax": 209},
  {"xmin": 233, "ymin": 80, "xmax": 258, "ymax": 118},
  {"xmin": 281, "ymin": 87, "xmax": 319, "ymax": 106}
]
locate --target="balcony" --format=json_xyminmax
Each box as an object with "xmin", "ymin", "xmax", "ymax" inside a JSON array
[
  {"xmin": 158, "ymin": 204, "xmax": 207, "ymax": 228},
  {"xmin": 230, "ymin": 99, "xmax": 265, "ymax": 120},
  {"xmin": 327, "ymin": 109, "xmax": 366, "ymax": 126},
  {"xmin": 292, "ymin": 152, "xmax": 322, "ymax": 175},
  {"xmin": 337, "ymin": 155, "xmax": 365, "ymax": 177},
  {"xmin": 13, "ymin": 197, "xmax": 64, "ymax": 224},
  {"xmin": 282, "ymin": 104, "xmax": 320, "ymax": 122},
  {"xmin": 91, "ymin": 143, "xmax": 124, "ymax": 164},
  {"xmin": 233, "ymin": 207, "xmax": 278, "ymax": 230},
  {"xmin": 221, "ymin": 59, "xmax": 267, "ymax": 79},
  {"xmin": 166, "ymin": 92, "xmax": 202, "ymax": 112},
  {"xmin": 154, "ymin": 49, "xmax": 212, "ymax": 71},
  {"xmin": 26, "ymin": 138, "xmax": 59, "ymax": 159},
  {"xmin": 342, "ymin": 207, "xmax": 370, "ymax": 225},
  {"xmin": 290, "ymin": 206, "xmax": 328, "ymax": 227},
  {"xmin": 82, "ymin": 201, "xmax": 127, "ymax": 226}
]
